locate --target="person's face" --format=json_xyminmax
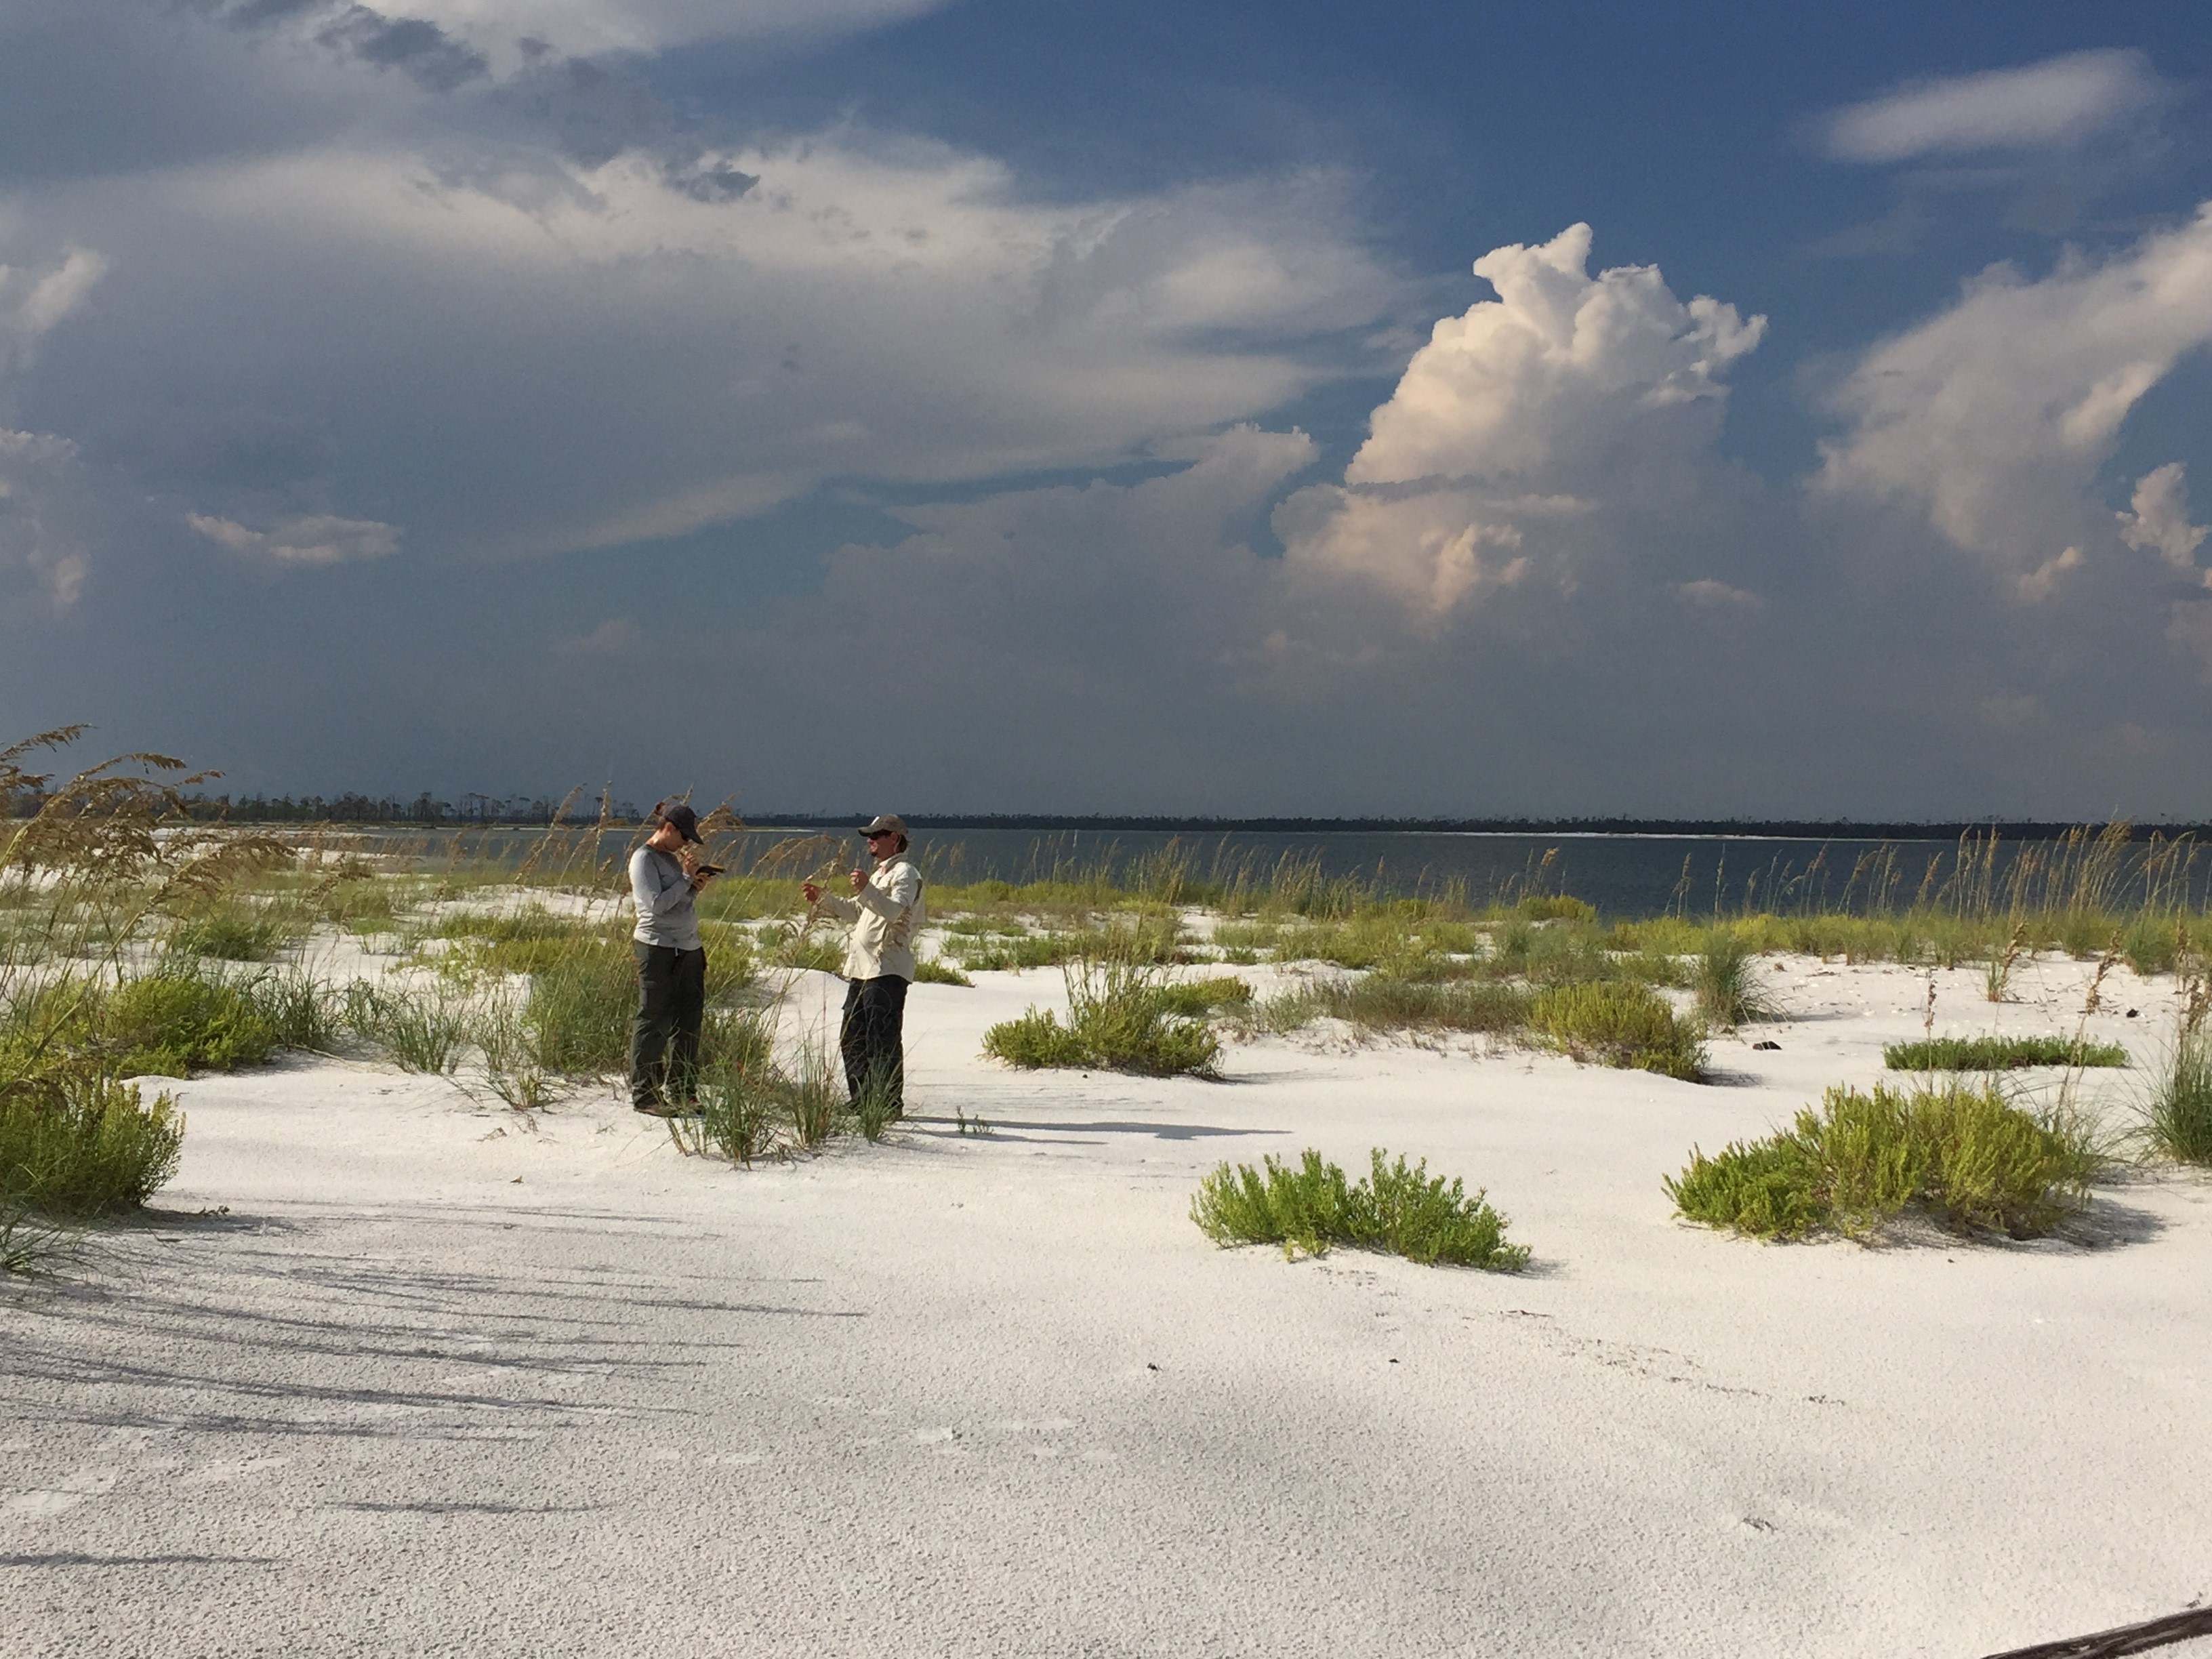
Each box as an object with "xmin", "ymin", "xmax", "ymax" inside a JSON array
[
  {"xmin": 648, "ymin": 820, "xmax": 685, "ymax": 851},
  {"xmin": 864, "ymin": 830, "xmax": 899, "ymax": 861}
]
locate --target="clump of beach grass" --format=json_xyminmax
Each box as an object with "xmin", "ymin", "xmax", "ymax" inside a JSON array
[
  {"xmin": 1885, "ymin": 1035, "xmax": 2129, "ymax": 1071},
  {"xmin": 1666, "ymin": 1079, "xmax": 2104, "ymax": 1242},
  {"xmin": 1190, "ymin": 1147, "xmax": 1529, "ymax": 1269},
  {"xmin": 344, "ymin": 979, "xmax": 470, "ymax": 1074},
  {"xmin": 2142, "ymin": 973, "xmax": 2212, "ymax": 1165},
  {"xmin": 0, "ymin": 1203, "xmax": 80, "ymax": 1275},
  {"xmin": 167, "ymin": 899, "xmax": 299, "ymax": 962},
  {"xmin": 1531, "ymin": 981, "xmax": 1705, "ymax": 1081},
  {"xmin": 1689, "ymin": 933, "xmax": 1784, "ymax": 1029},
  {"xmin": 912, "ymin": 956, "xmax": 973, "ymax": 987}
]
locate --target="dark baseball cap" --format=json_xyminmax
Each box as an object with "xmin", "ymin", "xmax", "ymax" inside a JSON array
[
  {"xmin": 653, "ymin": 800, "xmax": 702, "ymax": 843},
  {"xmin": 861, "ymin": 814, "xmax": 907, "ymax": 838}
]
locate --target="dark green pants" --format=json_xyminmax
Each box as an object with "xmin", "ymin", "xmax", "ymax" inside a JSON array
[
  {"xmin": 839, "ymin": 975, "xmax": 907, "ymax": 1115},
  {"xmin": 630, "ymin": 943, "xmax": 705, "ymax": 1107}
]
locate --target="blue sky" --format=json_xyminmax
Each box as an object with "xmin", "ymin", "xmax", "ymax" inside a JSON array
[{"xmin": 1, "ymin": 1, "xmax": 2209, "ymax": 817}]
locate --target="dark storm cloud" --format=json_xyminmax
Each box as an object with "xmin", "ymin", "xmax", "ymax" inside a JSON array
[{"xmin": 314, "ymin": 6, "xmax": 489, "ymax": 92}]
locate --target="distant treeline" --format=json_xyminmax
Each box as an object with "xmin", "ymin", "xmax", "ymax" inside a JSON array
[
  {"xmin": 761, "ymin": 814, "xmax": 2212, "ymax": 842},
  {"xmin": 9, "ymin": 792, "xmax": 2210, "ymax": 841},
  {"xmin": 171, "ymin": 792, "xmax": 645, "ymax": 825}
]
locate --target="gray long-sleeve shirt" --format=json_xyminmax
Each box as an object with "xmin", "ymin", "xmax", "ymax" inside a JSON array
[{"xmin": 629, "ymin": 845, "xmax": 701, "ymax": 951}]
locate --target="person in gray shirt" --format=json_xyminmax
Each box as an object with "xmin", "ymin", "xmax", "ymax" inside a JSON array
[{"xmin": 628, "ymin": 800, "xmax": 714, "ymax": 1115}]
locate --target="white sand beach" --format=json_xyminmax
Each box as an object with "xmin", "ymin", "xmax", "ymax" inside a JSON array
[{"xmin": 7, "ymin": 954, "xmax": 2212, "ymax": 1658}]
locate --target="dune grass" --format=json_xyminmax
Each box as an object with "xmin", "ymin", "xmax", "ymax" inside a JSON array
[
  {"xmin": 1666, "ymin": 1080, "xmax": 2104, "ymax": 1242},
  {"xmin": 2143, "ymin": 1001, "xmax": 2212, "ymax": 1165},
  {"xmin": 1190, "ymin": 1147, "xmax": 1529, "ymax": 1269},
  {"xmin": 0, "ymin": 1203, "xmax": 80, "ymax": 1275},
  {"xmin": 1690, "ymin": 934, "xmax": 1784, "ymax": 1029},
  {"xmin": 1885, "ymin": 1034, "xmax": 2130, "ymax": 1071}
]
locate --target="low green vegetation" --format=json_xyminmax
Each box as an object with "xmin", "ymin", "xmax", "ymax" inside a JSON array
[
  {"xmin": 912, "ymin": 956, "xmax": 973, "ymax": 987},
  {"xmin": 1885, "ymin": 1035, "xmax": 2129, "ymax": 1071},
  {"xmin": 1690, "ymin": 934, "xmax": 1784, "ymax": 1029},
  {"xmin": 1666, "ymin": 1080, "xmax": 2104, "ymax": 1243},
  {"xmin": 1190, "ymin": 1147, "xmax": 1529, "ymax": 1269},
  {"xmin": 2144, "ymin": 1012, "xmax": 2212, "ymax": 1165},
  {"xmin": 0, "ymin": 1068, "xmax": 184, "ymax": 1215},
  {"xmin": 983, "ymin": 957, "xmax": 1224, "ymax": 1078},
  {"xmin": 0, "ymin": 1204, "xmax": 79, "ymax": 1275},
  {"xmin": 167, "ymin": 899, "xmax": 301, "ymax": 962},
  {"xmin": 1531, "ymin": 980, "xmax": 1706, "ymax": 1081},
  {"xmin": 1255, "ymin": 976, "xmax": 1532, "ymax": 1037}
]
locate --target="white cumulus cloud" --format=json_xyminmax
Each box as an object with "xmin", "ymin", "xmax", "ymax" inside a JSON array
[
  {"xmin": 1822, "ymin": 49, "xmax": 2165, "ymax": 163},
  {"xmin": 2118, "ymin": 462, "xmax": 2209, "ymax": 577},
  {"xmin": 1817, "ymin": 204, "xmax": 2212, "ymax": 575},
  {"xmin": 1347, "ymin": 223, "xmax": 1763, "ymax": 489},
  {"xmin": 188, "ymin": 512, "xmax": 403, "ymax": 566},
  {"xmin": 1277, "ymin": 224, "xmax": 1762, "ymax": 617}
]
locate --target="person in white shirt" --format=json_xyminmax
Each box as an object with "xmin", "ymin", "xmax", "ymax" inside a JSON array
[
  {"xmin": 802, "ymin": 814, "xmax": 924, "ymax": 1118},
  {"xmin": 628, "ymin": 800, "xmax": 715, "ymax": 1115}
]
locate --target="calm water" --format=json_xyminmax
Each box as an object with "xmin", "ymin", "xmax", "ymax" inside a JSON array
[{"xmin": 324, "ymin": 824, "xmax": 2188, "ymax": 919}]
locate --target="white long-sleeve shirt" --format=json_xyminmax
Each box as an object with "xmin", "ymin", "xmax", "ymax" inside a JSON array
[{"xmin": 819, "ymin": 854, "xmax": 924, "ymax": 981}]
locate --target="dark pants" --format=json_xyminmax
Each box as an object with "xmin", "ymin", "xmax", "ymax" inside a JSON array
[
  {"xmin": 840, "ymin": 975, "xmax": 908, "ymax": 1115},
  {"xmin": 630, "ymin": 943, "xmax": 705, "ymax": 1107}
]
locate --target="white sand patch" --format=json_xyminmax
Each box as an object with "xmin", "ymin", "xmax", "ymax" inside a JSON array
[{"xmin": 3, "ymin": 955, "xmax": 2209, "ymax": 1656}]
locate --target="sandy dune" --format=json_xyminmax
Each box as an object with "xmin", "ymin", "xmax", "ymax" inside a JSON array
[{"xmin": 5, "ymin": 956, "xmax": 2211, "ymax": 1657}]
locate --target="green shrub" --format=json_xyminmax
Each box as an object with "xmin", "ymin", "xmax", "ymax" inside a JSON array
[
  {"xmin": 0, "ymin": 1067, "xmax": 184, "ymax": 1214},
  {"xmin": 1666, "ymin": 1080, "xmax": 2102, "ymax": 1243},
  {"xmin": 912, "ymin": 957, "xmax": 973, "ymax": 987},
  {"xmin": 105, "ymin": 974, "xmax": 280, "ymax": 1076},
  {"xmin": 1913, "ymin": 1084, "xmax": 2100, "ymax": 1235},
  {"xmin": 983, "ymin": 1007, "xmax": 1090, "ymax": 1068},
  {"xmin": 1661, "ymin": 1136, "xmax": 1822, "ymax": 1241},
  {"xmin": 983, "ymin": 956, "xmax": 1222, "ymax": 1078},
  {"xmin": 1532, "ymin": 981, "xmax": 1705, "ymax": 1081},
  {"xmin": 2145, "ymin": 1022, "xmax": 2212, "ymax": 1165},
  {"xmin": 1190, "ymin": 1147, "xmax": 1528, "ymax": 1270},
  {"xmin": 1885, "ymin": 1035, "xmax": 2129, "ymax": 1071}
]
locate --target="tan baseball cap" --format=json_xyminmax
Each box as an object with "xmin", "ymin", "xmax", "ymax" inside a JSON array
[{"xmin": 861, "ymin": 814, "xmax": 907, "ymax": 837}]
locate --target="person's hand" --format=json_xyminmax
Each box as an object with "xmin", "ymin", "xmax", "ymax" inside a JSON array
[
  {"xmin": 801, "ymin": 880, "xmax": 822, "ymax": 904},
  {"xmin": 689, "ymin": 869, "xmax": 712, "ymax": 891},
  {"xmin": 847, "ymin": 867, "xmax": 866, "ymax": 893}
]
